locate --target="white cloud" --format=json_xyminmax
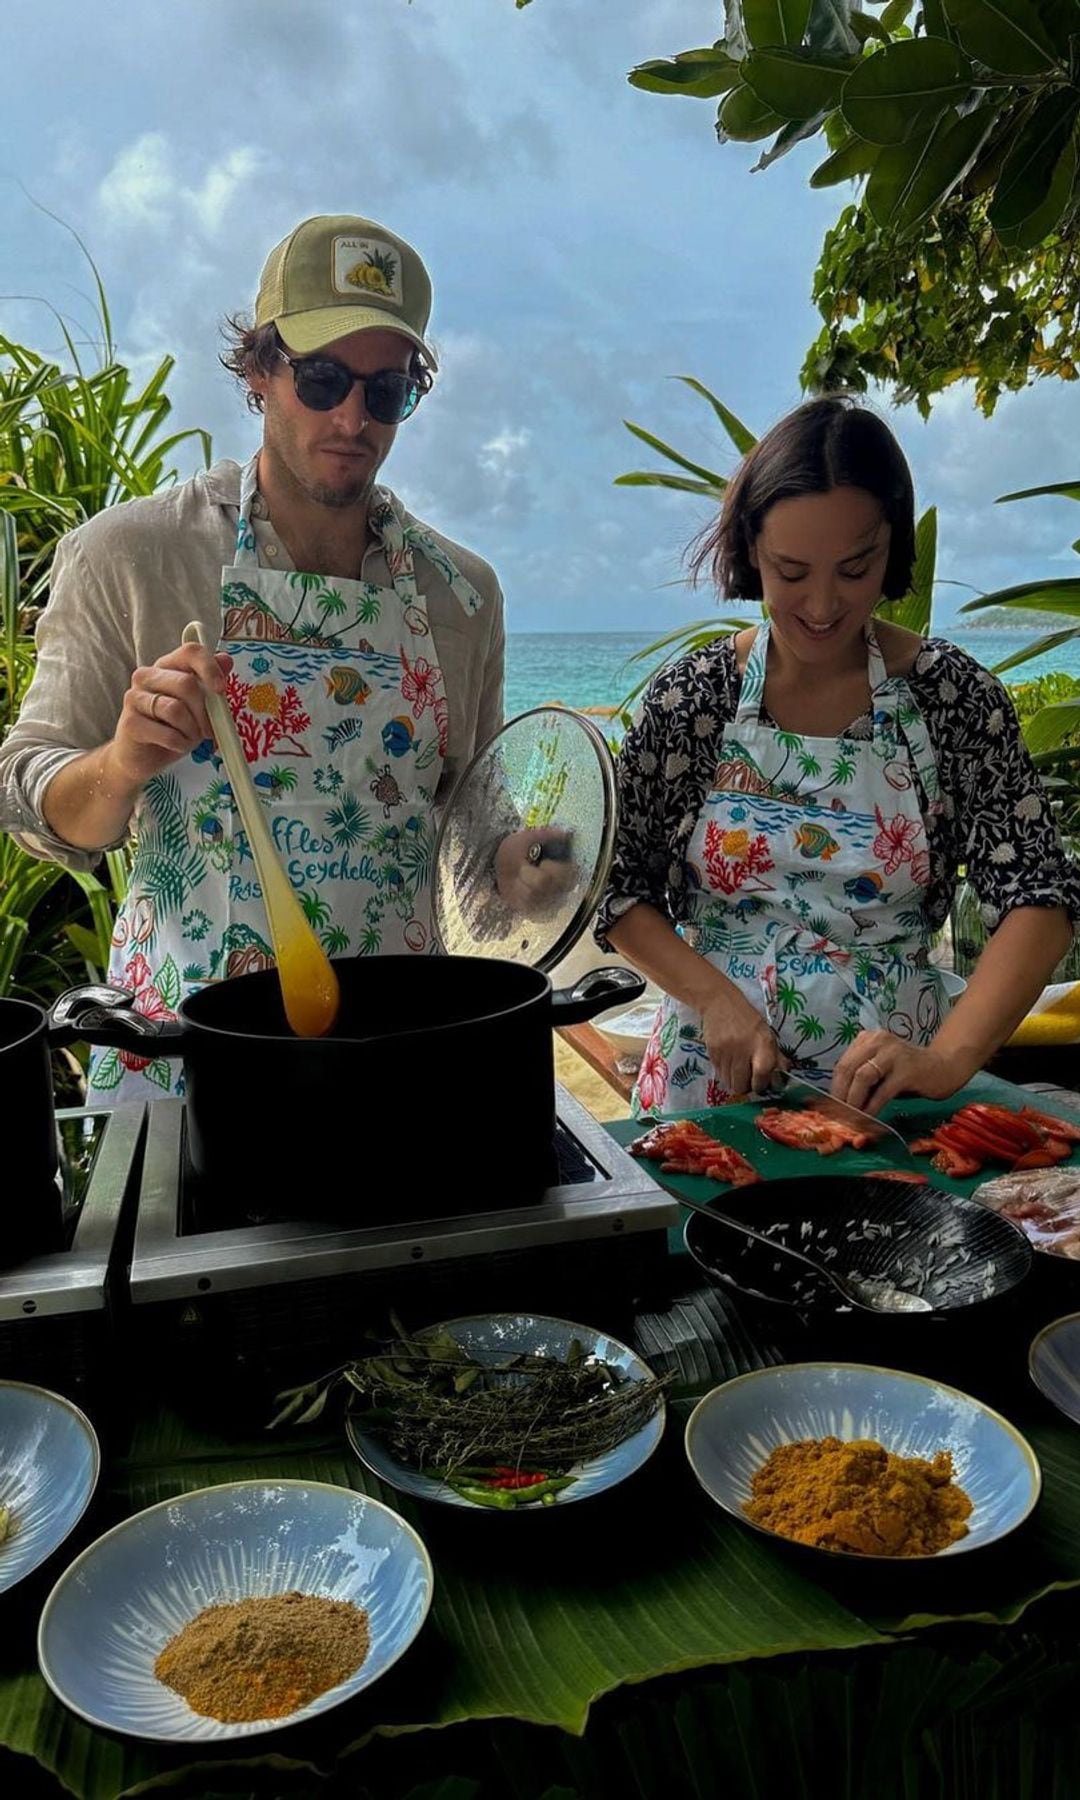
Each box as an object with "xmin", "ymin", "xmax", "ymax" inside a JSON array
[
  {"xmin": 97, "ymin": 133, "xmax": 175, "ymax": 230},
  {"xmin": 96, "ymin": 134, "xmax": 268, "ymax": 238}
]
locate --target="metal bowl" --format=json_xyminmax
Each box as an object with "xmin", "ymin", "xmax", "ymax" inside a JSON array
[
  {"xmin": 683, "ymin": 1175, "xmax": 1032, "ymax": 1318},
  {"xmin": 686, "ymin": 1361, "xmax": 1041, "ymax": 1562}
]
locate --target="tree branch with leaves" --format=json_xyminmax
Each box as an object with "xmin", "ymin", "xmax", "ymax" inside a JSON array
[{"xmin": 627, "ymin": 0, "xmax": 1080, "ymax": 415}]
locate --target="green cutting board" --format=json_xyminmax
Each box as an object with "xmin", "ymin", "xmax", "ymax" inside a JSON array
[{"xmin": 604, "ymin": 1071, "xmax": 1080, "ymax": 1207}]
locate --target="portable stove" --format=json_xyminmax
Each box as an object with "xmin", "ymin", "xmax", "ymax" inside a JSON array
[
  {"xmin": 0, "ymin": 1105, "xmax": 145, "ymax": 1400},
  {"xmin": 128, "ymin": 1085, "xmax": 677, "ymax": 1404}
]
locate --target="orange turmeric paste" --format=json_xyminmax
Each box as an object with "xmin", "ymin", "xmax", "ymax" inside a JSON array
[{"xmin": 745, "ymin": 1436, "xmax": 972, "ymax": 1556}]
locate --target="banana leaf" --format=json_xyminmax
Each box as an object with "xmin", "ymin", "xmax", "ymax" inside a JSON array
[{"xmin": 7, "ymin": 1226, "xmax": 1080, "ymax": 1797}]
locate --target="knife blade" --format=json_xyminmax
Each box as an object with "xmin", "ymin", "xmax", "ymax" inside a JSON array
[{"xmin": 764, "ymin": 1069, "xmax": 916, "ymax": 1166}]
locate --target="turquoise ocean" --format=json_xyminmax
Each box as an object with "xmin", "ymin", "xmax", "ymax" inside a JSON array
[{"xmin": 504, "ymin": 627, "xmax": 1078, "ymax": 719}]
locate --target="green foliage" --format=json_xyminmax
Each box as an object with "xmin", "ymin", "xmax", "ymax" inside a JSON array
[
  {"xmin": 805, "ymin": 191, "xmax": 1080, "ymax": 415},
  {"xmin": 0, "ymin": 231, "xmax": 206, "ymax": 1008},
  {"xmin": 630, "ymin": 1, "xmax": 1080, "ymax": 414}
]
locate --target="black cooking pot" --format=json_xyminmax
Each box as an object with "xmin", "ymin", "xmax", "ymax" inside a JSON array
[
  {"xmin": 53, "ymin": 958, "xmax": 644, "ymax": 1225},
  {"xmin": 0, "ymin": 996, "xmax": 80, "ymax": 1255},
  {"xmin": 1, "ymin": 996, "xmax": 63, "ymax": 1187}
]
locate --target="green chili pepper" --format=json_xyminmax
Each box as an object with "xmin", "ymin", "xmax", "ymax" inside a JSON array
[
  {"xmin": 507, "ymin": 1476, "xmax": 576, "ymax": 1506},
  {"xmin": 451, "ymin": 1482, "xmax": 518, "ymax": 1510}
]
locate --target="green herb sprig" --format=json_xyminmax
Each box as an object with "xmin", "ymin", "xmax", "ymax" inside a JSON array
[{"xmin": 271, "ymin": 1317, "xmax": 668, "ymax": 1484}]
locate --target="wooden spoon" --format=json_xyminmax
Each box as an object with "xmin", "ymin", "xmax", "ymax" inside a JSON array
[{"xmin": 183, "ymin": 621, "xmax": 340, "ymax": 1038}]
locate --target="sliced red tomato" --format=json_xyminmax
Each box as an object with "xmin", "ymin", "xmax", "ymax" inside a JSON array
[
  {"xmin": 754, "ymin": 1108, "xmax": 854, "ymax": 1155},
  {"xmin": 931, "ymin": 1143, "xmax": 982, "ymax": 1179},
  {"xmin": 630, "ymin": 1121, "xmax": 759, "ymax": 1186}
]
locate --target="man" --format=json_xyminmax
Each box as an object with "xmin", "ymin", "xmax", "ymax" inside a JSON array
[{"xmin": 0, "ymin": 213, "xmax": 506, "ymax": 1102}]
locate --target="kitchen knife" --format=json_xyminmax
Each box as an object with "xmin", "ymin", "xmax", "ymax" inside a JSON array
[{"xmin": 764, "ymin": 1069, "xmax": 916, "ymax": 1166}]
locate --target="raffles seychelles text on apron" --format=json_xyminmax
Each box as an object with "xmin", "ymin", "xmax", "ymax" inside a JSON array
[
  {"xmin": 90, "ymin": 454, "xmax": 485, "ymax": 1105},
  {"xmin": 633, "ymin": 620, "xmax": 947, "ymax": 1118}
]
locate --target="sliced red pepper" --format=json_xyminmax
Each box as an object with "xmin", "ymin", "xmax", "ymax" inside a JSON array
[
  {"xmin": 867, "ymin": 1170, "xmax": 930, "ymax": 1185},
  {"xmin": 1012, "ymin": 1148, "xmax": 1060, "ymax": 1170},
  {"xmin": 1019, "ymin": 1106, "xmax": 1080, "ymax": 1146},
  {"xmin": 959, "ymin": 1105, "xmax": 1041, "ymax": 1152},
  {"xmin": 943, "ymin": 1118, "xmax": 1024, "ymax": 1164}
]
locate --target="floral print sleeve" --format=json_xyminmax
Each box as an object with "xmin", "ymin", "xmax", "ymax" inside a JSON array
[
  {"xmin": 595, "ymin": 632, "xmax": 1080, "ymax": 953},
  {"xmin": 594, "ymin": 644, "xmax": 737, "ymax": 949},
  {"xmin": 916, "ymin": 643, "xmax": 1080, "ymax": 930}
]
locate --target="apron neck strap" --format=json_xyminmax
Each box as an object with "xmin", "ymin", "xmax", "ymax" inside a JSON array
[
  {"xmin": 234, "ymin": 453, "xmax": 261, "ymax": 565},
  {"xmin": 736, "ymin": 617, "xmax": 891, "ymax": 725},
  {"xmin": 233, "ymin": 460, "xmax": 486, "ymax": 617}
]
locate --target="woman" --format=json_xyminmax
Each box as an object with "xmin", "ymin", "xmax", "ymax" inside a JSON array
[{"xmin": 597, "ymin": 397, "xmax": 1079, "ymax": 1118}]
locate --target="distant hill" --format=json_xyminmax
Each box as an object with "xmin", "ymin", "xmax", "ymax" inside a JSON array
[{"xmin": 951, "ymin": 607, "xmax": 1067, "ymax": 632}]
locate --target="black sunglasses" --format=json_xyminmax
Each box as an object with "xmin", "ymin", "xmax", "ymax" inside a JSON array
[{"xmin": 276, "ymin": 349, "xmax": 431, "ymax": 422}]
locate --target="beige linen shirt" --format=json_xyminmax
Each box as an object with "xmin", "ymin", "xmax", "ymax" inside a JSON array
[{"xmin": 0, "ymin": 460, "xmax": 505, "ymax": 871}]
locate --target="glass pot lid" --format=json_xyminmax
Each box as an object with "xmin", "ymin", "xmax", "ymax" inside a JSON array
[{"xmin": 431, "ymin": 705, "xmax": 617, "ymax": 972}]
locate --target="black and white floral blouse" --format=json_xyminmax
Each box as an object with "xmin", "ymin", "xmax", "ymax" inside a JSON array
[{"xmin": 595, "ymin": 635, "xmax": 1080, "ymax": 950}]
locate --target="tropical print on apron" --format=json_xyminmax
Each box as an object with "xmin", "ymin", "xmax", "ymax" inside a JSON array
[
  {"xmin": 634, "ymin": 620, "xmax": 948, "ymax": 1118},
  {"xmin": 90, "ymin": 455, "xmax": 485, "ymax": 1105}
]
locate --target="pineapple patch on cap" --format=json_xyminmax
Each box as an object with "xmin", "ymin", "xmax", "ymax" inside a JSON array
[{"xmin": 333, "ymin": 237, "xmax": 403, "ymax": 305}]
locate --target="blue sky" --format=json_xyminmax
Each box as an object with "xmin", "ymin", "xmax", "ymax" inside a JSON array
[{"xmin": 5, "ymin": 0, "xmax": 1078, "ymax": 632}]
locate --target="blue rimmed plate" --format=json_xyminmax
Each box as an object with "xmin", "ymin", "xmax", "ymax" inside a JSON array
[
  {"xmin": 1030, "ymin": 1311, "xmax": 1080, "ymax": 1425},
  {"xmin": 0, "ymin": 1380, "xmax": 99, "ymax": 1595},
  {"xmin": 686, "ymin": 1361, "xmax": 1040, "ymax": 1562},
  {"xmin": 38, "ymin": 1479, "xmax": 433, "ymax": 1741},
  {"xmin": 347, "ymin": 1313, "xmax": 666, "ymax": 1509}
]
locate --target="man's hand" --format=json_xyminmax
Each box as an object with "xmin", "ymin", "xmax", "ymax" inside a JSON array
[
  {"xmin": 104, "ymin": 643, "xmax": 233, "ymax": 791},
  {"xmin": 494, "ymin": 826, "xmax": 576, "ymax": 916}
]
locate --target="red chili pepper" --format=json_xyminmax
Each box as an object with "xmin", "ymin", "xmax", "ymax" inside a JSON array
[{"xmin": 483, "ymin": 1468, "xmax": 550, "ymax": 1490}]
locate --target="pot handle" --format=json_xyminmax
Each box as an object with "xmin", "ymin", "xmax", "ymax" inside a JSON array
[
  {"xmin": 49, "ymin": 984, "xmax": 186, "ymax": 1054},
  {"xmin": 550, "ymin": 966, "xmax": 646, "ymax": 1028}
]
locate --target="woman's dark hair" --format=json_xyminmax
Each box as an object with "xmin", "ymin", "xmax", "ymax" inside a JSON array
[
  {"xmin": 691, "ymin": 395, "xmax": 916, "ymax": 602},
  {"xmin": 218, "ymin": 316, "xmax": 431, "ymax": 414}
]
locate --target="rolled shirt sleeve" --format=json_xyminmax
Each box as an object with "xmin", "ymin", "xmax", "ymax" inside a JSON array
[{"xmin": 0, "ymin": 532, "xmax": 137, "ymax": 870}]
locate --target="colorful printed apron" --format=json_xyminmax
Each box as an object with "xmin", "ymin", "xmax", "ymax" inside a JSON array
[
  {"xmin": 634, "ymin": 620, "xmax": 947, "ymax": 1118},
  {"xmin": 90, "ymin": 455, "xmax": 485, "ymax": 1106}
]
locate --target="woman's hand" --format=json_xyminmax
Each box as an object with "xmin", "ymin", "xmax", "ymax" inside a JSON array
[
  {"xmin": 701, "ymin": 985, "xmax": 787, "ymax": 1096},
  {"xmin": 104, "ymin": 643, "xmax": 234, "ymax": 791},
  {"xmin": 831, "ymin": 1031, "xmax": 960, "ymax": 1115}
]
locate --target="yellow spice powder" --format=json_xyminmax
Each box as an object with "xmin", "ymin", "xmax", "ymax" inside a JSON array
[{"xmin": 745, "ymin": 1436, "xmax": 973, "ymax": 1557}]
